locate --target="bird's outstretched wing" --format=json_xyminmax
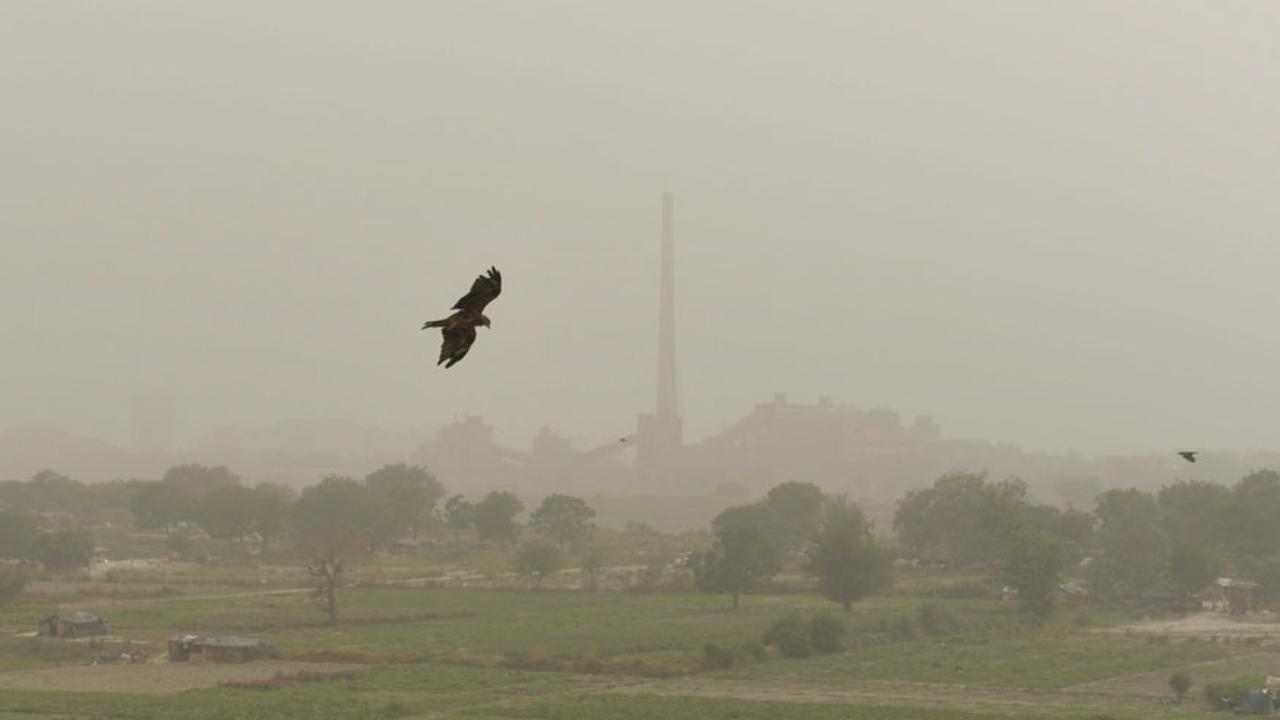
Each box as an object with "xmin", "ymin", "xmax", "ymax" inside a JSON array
[
  {"xmin": 453, "ymin": 267, "xmax": 502, "ymax": 313},
  {"xmin": 1178, "ymin": 451, "xmax": 1198, "ymax": 463},
  {"xmin": 438, "ymin": 326, "xmax": 477, "ymax": 368}
]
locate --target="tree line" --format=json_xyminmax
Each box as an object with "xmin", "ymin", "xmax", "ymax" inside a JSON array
[
  {"xmin": 893, "ymin": 470, "xmax": 1280, "ymax": 618},
  {"xmin": 8, "ymin": 464, "xmax": 1280, "ymax": 623}
]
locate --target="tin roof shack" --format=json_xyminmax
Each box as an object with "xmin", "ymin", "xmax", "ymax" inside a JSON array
[
  {"xmin": 168, "ymin": 635, "xmax": 277, "ymax": 663},
  {"xmin": 38, "ymin": 613, "xmax": 109, "ymax": 638},
  {"xmin": 1217, "ymin": 578, "xmax": 1258, "ymax": 614}
]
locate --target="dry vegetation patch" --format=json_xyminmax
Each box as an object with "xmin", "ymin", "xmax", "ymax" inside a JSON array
[{"xmin": 0, "ymin": 661, "xmax": 364, "ymax": 695}]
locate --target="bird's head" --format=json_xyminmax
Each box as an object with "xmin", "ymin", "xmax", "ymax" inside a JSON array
[{"xmin": 480, "ymin": 314, "xmax": 492, "ymax": 328}]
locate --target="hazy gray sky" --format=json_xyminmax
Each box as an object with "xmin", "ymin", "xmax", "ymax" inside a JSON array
[{"xmin": 4, "ymin": 1, "xmax": 1279, "ymax": 455}]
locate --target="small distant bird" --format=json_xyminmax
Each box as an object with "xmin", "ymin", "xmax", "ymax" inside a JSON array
[
  {"xmin": 421, "ymin": 267, "xmax": 502, "ymax": 368},
  {"xmin": 1178, "ymin": 451, "xmax": 1198, "ymax": 463}
]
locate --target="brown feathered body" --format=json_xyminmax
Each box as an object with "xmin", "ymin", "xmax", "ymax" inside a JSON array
[{"xmin": 422, "ymin": 267, "xmax": 501, "ymax": 368}]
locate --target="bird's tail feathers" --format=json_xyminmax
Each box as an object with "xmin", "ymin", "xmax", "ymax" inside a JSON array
[{"xmin": 422, "ymin": 319, "xmax": 446, "ymax": 329}]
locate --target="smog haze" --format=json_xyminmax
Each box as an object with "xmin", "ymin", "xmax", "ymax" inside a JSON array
[{"xmin": 4, "ymin": 1, "xmax": 1280, "ymax": 459}]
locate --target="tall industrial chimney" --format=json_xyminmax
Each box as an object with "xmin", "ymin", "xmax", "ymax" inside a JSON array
[
  {"xmin": 657, "ymin": 192, "xmax": 680, "ymax": 427},
  {"xmin": 635, "ymin": 193, "xmax": 683, "ymax": 481}
]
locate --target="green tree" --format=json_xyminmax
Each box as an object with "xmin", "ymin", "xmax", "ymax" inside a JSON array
[
  {"xmin": 1051, "ymin": 505, "xmax": 1096, "ymax": 558},
  {"xmin": 580, "ymin": 542, "xmax": 610, "ymax": 592},
  {"xmin": 364, "ymin": 464, "xmax": 445, "ymax": 547},
  {"xmin": 999, "ymin": 525, "xmax": 1066, "ymax": 620},
  {"xmin": 1168, "ymin": 543, "xmax": 1219, "ymax": 608},
  {"xmin": 1089, "ymin": 489, "xmax": 1165, "ymax": 603},
  {"xmin": 23, "ymin": 470, "xmax": 93, "ymax": 515},
  {"xmin": 443, "ymin": 495, "xmax": 475, "ymax": 551},
  {"xmin": 515, "ymin": 537, "xmax": 563, "ymax": 589},
  {"xmin": 251, "ymin": 482, "xmax": 296, "ymax": 553},
  {"xmin": 129, "ymin": 482, "xmax": 195, "ymax": 535},
  {"xmin": 161, "ymin": 464, "xmax": 242, "ymax": 502},
  {"xmin": 763, "ymin": 481, "xmax": 825, "ymax": 550},
  {"xmin": 711, "ymin": 503, "xmax": 779, "ymax": 546},
  {"xmin": 1159, "ymin": 480, "xmax": 1230, "ymax": 552},
  {"xmin": 291, "ymin": 476, "xmax": 373, "ymax": 624},
  {"xmin": 806, "ymin": 496, "xmax": 892, "ymax": 610},
  {"xmin": 31, "ymin": 526, "xmax": 94, "ymax": 570},
  {"xmin": 1227, "ymin": 470, "xmax": 1280, "ymax": 561},
  {"xmin": 197, "ymin": 485, "xmax": 258, "ymax": 550},
  {"xmin": 474, "ymin": 491, "xmax": 523, "ymax": 548},
  {"xmin": 1169, "ymin": 672, "xmax": 1192, "ymax": 702},
  {"xmin": 0, "ymin": 509, "xmax": 39, "ymax": 559},
  {"xmin": 693, "ymin": 525, "xmax": 779, "ymax": 609},
  {"xmin": 893, "ymin": 472, "xmax": 1028, "ymax": 566},
  {"xmin": 166, "ymin": 526, "xmax": 194, "ymax": 560},
  {"xmin": 88, "ymin": 479, "xmax": 151, "ymax": 513},
  {"xmin": 529, "ymin": 494, "xmax": 596, "ymax": 551}
]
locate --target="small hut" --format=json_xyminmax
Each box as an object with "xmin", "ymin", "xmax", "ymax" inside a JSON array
[
  {"xmin": 1217, "ymin": 578, "xmax": 1258, "ymax": 614},
  {"xmin": 168, "ymin": 634, "xmax": 277, "ymax": 663},
  {"xmin": 38, "ymin": 612, "xmax": 109, "ymax": 638}
]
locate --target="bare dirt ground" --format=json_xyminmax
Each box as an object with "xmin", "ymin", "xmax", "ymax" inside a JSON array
[
  {"xmin": 1109, "ymin": 612, "xmax": 1280, "ymax": 638},
  {"xmin": 0, "ymin": 661, "xmax": 363, "ymax": 695}
]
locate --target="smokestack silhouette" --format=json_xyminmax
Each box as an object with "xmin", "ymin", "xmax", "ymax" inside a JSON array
[
  {"xmin": 635, "ymin": 193, "xmax": 684, "ymax": 482},
  {"xmin": 657, "ymin": 192, "xmax": 680, "ymax": 427}
]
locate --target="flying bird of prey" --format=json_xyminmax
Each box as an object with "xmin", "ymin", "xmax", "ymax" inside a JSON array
[
  {"xmin": 421, "ymin": 267, "xmax": 502, "ymax": 368},
  {"xmin": 1178, "ymin": 451, "xmax": 1198, "ymax": 463}
]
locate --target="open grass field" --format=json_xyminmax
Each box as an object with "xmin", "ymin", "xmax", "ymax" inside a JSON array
[{"xmin": 2, "ymin": 566, "xmax": 1278, "ymax": 719}]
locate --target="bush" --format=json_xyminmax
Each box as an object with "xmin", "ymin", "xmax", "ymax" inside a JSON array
[
  {"xmin": 1204, "ymin": 677, "xmax": 1257, "ymax": 710},
  {"xmin": 1168, "ymin": 671, "xmax": 1191, "ymax": 702},
  {"xmin": 809, "ymin": 613, "xmax": 847, "ymax": 655},
  {"xmin": 884, "ymin": 614, "xmax": 918, "ymax": 641},
  {"xmin": 741, "ymin": 639, "xmax": 767, "ymax": 661},
  {"xmin": 763, "ymin": 614, "xmax": 812, "ymax": 658},
  {"xmin": 514, "ymin": 538, "xmax": 563, "ymax": 589},
  {"xmin": 917, "ymin": 601, "xmax": 962, "ymax": 636},
  {"xmin": 702, "ymin": 642, "xmax": 736, "ymax": 670}
]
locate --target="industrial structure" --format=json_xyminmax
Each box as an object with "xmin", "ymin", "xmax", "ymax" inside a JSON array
[{"xmin": 408, "ymin": 194, "xmax": 1047, "ymax": 501}]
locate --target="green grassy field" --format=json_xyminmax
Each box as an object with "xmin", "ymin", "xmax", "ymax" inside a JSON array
[{"xmin": 1, "ymin": 565, "xmax": 1276, "ymax": 720}]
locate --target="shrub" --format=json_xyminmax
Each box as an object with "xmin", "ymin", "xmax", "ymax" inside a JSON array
[
  {"xmin": 1204, "ymin": 677, "xmax": 1257, "ymax": 710},
  {"xmin": 741, "ymin": 639, "xmax": 767, "ymax": 661},
  {"xmin": 885, "ymin": 614, "xmax": 918, "ymax": 641},
  {"xmin": 763, "ymin": 614, "xmax": 812, "ymax": 658},
  {"xmin": 702, "ymin": 642, "xmax": 736, "ymax": 670},
  {"xmin": 917, "ymin": 601, "xmax": 962, "ymax": 636},
  {"xmin": 809, "ymin": 613, "xmax": 847, "ymax": 655},
  {"xmin": 1168, "ymin": 671, "xmax": 1191, "ymax": 702}
]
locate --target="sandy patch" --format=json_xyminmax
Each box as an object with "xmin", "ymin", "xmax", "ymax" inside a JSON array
[{"xmin": 1108, "ymin": 612, "xmax": 1280, "ymax": 638}]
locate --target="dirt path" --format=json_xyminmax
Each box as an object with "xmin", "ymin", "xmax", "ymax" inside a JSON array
[
  {"xmin": 1107, "ymin": 612, "xmax": 1280, "ymax": 638},
  {"xmin": 1070, "ymin": 650, "xmax": 1280, "ymax": 698},
  {"xmin": 0, "ymin": 661, "xmax": 363, "ymax": 695}
]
